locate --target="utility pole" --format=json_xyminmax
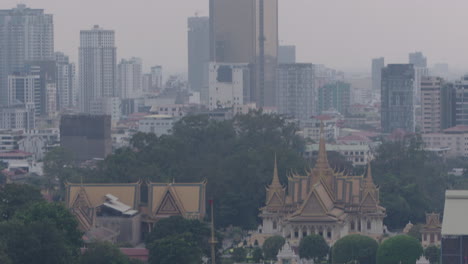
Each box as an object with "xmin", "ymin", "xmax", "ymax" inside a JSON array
[{"xmin": 209, "ymin": 199, "xmax": 217, "ymax": 264}]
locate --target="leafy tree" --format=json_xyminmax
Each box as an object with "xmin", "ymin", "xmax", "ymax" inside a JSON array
[
  {"xmin": 377, "ymin": 235, "xmax": 423, "ymax": 264},
  {"xmin": 43, "ymin": 147, "xmax": 77, "ymax": 193},
  {"xmin": 148, "ymin": 233, "xmax": 203, "ymax": 264},
  {"xmin": 81, "ymin": 241, "xmax": 131, "ymax": 264},
  {"xmin": 14, "ymin": 201, "xmax": 83, "ymax": 254},
  {"xmin": 0, "ymin": 219, "xmax": 78, "ymax": 264},
  {"xmin": 262, "ymin": 235, "xmax": 285, "ymax": 260},
  {"xmin": 252, "ymin": 247, "xmax": 263, "ymax": 263},
  {"xmin": 424, "ymin": 245, "xmax": 440, "ymax": 264},
  {"xmin": 231, "ymin": 247, "xmax": 247, "ymax": 262},
  {"xmin": 299, "ymin": 235, "xmax": 329, "ymax": 263},
  {"xmin": 331, "ymin": 234, "xmax": 378, "ymax": 264},
  {"xmin": 0, "ymin": 184, "xmax": 43, "ymax": 221}
]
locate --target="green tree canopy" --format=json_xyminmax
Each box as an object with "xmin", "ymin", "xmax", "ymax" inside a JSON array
[
  {"xmin": 252, "ymin": 247, "xmax": 263, "ymax": 263},
  {"xmin": 81, "ymin": 241, "xmax": 131, "ymax": 264},
  {"xmin": 424, "ymin": 245, "xmax": 440, "ymax": 264},
  {"xmin": 262, "ymin": 235, "xmax": 285, "ymax": 260},
  {"xmin": 0, "ymin": 183, "xmax": 43, "ymax": 221},
  {"xmin": 231, "ymin": 247, "xmax": 247, "ymax": 262},
  {"xmin": 377, "ymin": 235, "xmax": 423, "ymax": 264},
  {"xmin": 147, "ymin": 233, "xmax": 203, "ymax": 264},
  {"xmin": 332, "ymin": 234, "xmax": 378, "ymax": 264},
  {"xmin": 299, "ymin": 235, "xmax": 329, "ymax": 263}
]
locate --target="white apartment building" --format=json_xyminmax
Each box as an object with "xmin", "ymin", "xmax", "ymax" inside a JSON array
[
  {"xmin": 422, "ymin": 125, "xmax": 468, "ymax": 157},
  {"xmin": 79, "ymin": 25, "xmax": 117, "ymax": 114},
  {"xmin": 208, "ymin": 63, "xmax": 250, "ymax": 110},
  {"xmin": 304, "ymin": 143, "xmax": 372, "ymax": 167},
  {"xmin": 118, "ymin": 58, "xmax": 142, "ymax": 99},
  {"xmin": 138, "ymin": 115, "xmax": 175, "ymax": 137}
]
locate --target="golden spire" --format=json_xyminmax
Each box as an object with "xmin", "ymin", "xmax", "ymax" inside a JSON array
[
  {"xmin": 364, "ymin": 161, "xmax": 375, "ymax": 187},
  {"xmin": 315, "ymin": 121, "xmax": 330, "ymax": 170},
  {"xmin": 270, "ymin": 154, "xmax": 282, "ymax": 188}
]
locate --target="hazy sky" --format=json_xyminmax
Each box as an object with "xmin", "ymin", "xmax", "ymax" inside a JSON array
[{"xmin": 3, "ymin": 0, "xmax": 468, "ymax": 75}]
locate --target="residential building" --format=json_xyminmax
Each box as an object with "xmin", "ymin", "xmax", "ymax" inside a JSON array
[
  {"xmin": 210, "ymin": 0, "xmax": 278, "ymax": 107},
  {"xmin": 79, "ymin": 25, "xmax": 117, "ymax": 114},
  {"xmin": 24, "ymin": 61, "xmax": 56, "ymax": 117},
  {"xmin": 381, "ymin": 64, "xmax": 415, "ymax": 133},
  {"xmin": 318, "ymin": 81, "xmax": 351, "ymax": 116},
  {"xmin": 188, "ymin": 16, "xmax": 209, "ymax": 93},
  {"xmin": 278, "ymin": 45, "xmax": 296, "ymax": 64},
  {"xmin": 208, "ymin": 63, "xmax": 251, "ymax": 110},
  {"xmin": 371, "ymin": 57, "xmax": 384, "ymax": 92},
  {"xmin": 0, "ymin": 105, "xmax": 35, "ymax": 130},
  {"xmin": 454, "ymin": 75, "xmax": 468, "ymax": 126},
  {"xmin": 0, "ymin": 4, "xmax": 54, "ymax": 106},
  {"xmin": 421, "ymin": 76, "xmax": 444, "ymax": 133},
  {"xmin": 422, "ymin": 125, "xmax": 468, "ymax": 158},
  {"xmin": 260, "ymin": 127, "xmax": 385, "ymax": 245},
  {"xmin": 150, "ymin": 66, "xmax": 163, "ymax": 91},
  {"xmin": 276, "ymin": 63, "xmax": 315, "ymax": 120},
  {"xmin": 0, "ymin": 130, "xmax": 23, "ymax": 152},
  {"xmin": 299, "ymin": 116, "xmax": 338, "ymax": 142},
  {"xmin": 118, "ymin": 58, "xmax": 142, "ymax": 99},
  {"xmin": 137, "ymin": 115, "xmax": 175, "ymax": 136},
  {"xmin": 60, "ymin": 114, "xmax": 112, "ymax": 162},
  {"xmin": 7, "ymin": 73, "xmax": 39, "ymax": 111},
  {"xmin": 55, "ymin": 52, "xmax": 77, "ymax": 110}
]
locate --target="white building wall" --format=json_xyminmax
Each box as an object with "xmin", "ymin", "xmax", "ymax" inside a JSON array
[{"xmin": 208, "ymin": 63, "xmax": 249, "ymax": 110}]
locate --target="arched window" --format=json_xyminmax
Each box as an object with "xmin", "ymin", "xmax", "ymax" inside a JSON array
[
  {"xmin": 367, "ymin": 220, "xmax": 372, "ymax": 230},
  {"xmin": 327, "ymin": 228, "xmax": 332, "ymax": 239},
  {"xmin": 351, "ymin": 221, "xmax": 355, "ymax": 231}
]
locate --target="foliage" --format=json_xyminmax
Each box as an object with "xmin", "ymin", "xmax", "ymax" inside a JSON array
[
  {"xmin": 376, "ymin": 235, "xmax": 423, "ymax": 264},
  {"xmin": 252, "ymin": 247, "xmax": 263, "ymax": 263},
  {"xmin": 298, "ymin": 235, "xmax": 329, "ymax": 263},
  {"xmin": 424, "ymin": 245, "xmax": 440, "ymax": 264},
  {"xmin": 14, "ymin": 202, "xmax": 83, "ymax": 253},
  {"xmin": 372, "ymin": 134, "xmax": 448, "ymax": 229},
  {"xmin": 0, "ymin": 183, "xmax": 43, "ymax": 221},
  {"xmin": 146, "ymin": 216, "xmax": 218, "ymax": 263},
  {"xmin": 331, "ymin": 234, "xmax": 378, "ymax": 264},
  {"xmin": 147, "ymin": 233, "xmax": 203, "ymax": 264},
  {"xmin": 0, "ymin": 219, "xmax": 78, "ymax": 264},
  {"xmin": 43, "ymin": 147, "xmax": 75, "ymax": 188},
  {"xmin": 262, "ymin": 235, "xmax": 285, "ymax": 260},
  {"xmin": 407, "ymin": 224, "xmax": 423, "ymax": 241},
  {"xmin": 231, "ymin": 247, "xmax": 247, "ymax": 262},
  {"xmin": 81, "ymin": 241, "xmax": 131, "ymax": 264}
]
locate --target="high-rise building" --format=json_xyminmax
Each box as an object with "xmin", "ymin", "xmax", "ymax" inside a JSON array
[
  {"xmin": 208, "ymin": 62, "xmax": 251, "ymax": 110},
  {"xmin": 55, "ymin": 52, "xmax": 77, "ymax": 110},
  {"xmin": 142, "ymin": 73, "xmax": 152, "ymax": 93},
  {"xmin": 441, "ymin": 83, "xmax": 456, "ymax": 130},
  {"xmin": 7, "ymin": 73, "xmax": 39, "ymax": 109},
  {"xmin": 0, "ymin": 104, "xmax": 35, "ymax": 130},
  {"xmin": 276, "ymin": 63, "xmax": 315, "ymax": 120},
  {"xmin": 421, "ymin": 76, "xmax": 444, "ymax": 133},
  {"xmin": 0, "ymin": 4, "xmax": 54, "ymax": 106},
  {"xmin": 24, "ymin": 61, "xmax": 56, "ymax": 117},
  {"xmin": 188, "ymin": 16, "xmax": 210, "ymax": 93},
  {"xmin": 150, "ymin": 66, "xmax": 163, "ymax": 91},
  {"xmin": 210, "ymin": 0, "xmax": 278, "ymax": 107},
  {"xmin": 79, "ymin": 25, "xmax": 117, "ymax": 114},
  {"xmin": 371, "ymin": 57, "xmax": 385, "ymax": 92},
  {"xmin": 409, "ymin": 52, "xmax": 427, "ymax": 68},
  {"xmin": 318, "ymin": 81, "xmax": 351, "ymax": 116},
  {"xmin": 453, "ymin": 75, "xmax": 468, "ymax": 126},
  {"xmin": 118, "ymin": 58, "xmax": 142, "ymax": 99},
  {"xmin": 381, "ymin": 64, "xmax": 415, "ymax": 133},
  {"xmin": 278, "ymin": 45, "xmax": 296, "ymax": 64}
]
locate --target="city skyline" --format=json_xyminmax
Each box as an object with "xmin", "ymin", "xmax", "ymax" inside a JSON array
[{"xmin": 3, "ymin": 0, "xmax": 468, "ymax": 75}]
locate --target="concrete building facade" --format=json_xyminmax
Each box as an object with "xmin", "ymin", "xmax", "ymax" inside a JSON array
[
  {"xmin": 276, "ymin": 63, "xmax": 315, "ymax": 120},
  {"xmin": 381, "ymin": 64, "xmax": 415, "ymax": 133},
  {"xmin": 187, "ymin": 16, "xmax": 209, "ymax": 93},
  {"xmin": 0, "ymin": 4, "xmax": 54, "ymax": 106},
  {"xmin": 55, "ymin": 52, "xmax": 77, "ymax": 110},
  {"xmin": 79, "ymin": 25, "xmax": 117, "ymax": 114},
  {"xmin": 118, "ymin": 58, "xmax": 142, "ymax": 99},
  {"xmin": 421, "ymin": 76, "xmax": 444, "ymax": 133}
]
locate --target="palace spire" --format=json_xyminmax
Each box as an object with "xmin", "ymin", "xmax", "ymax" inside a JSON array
[{"xmin": 315, "ymin": 122, "xmax": 331, "ymax": 170}]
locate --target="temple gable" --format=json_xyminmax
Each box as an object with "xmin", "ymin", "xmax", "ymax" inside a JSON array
[{"xmin": 155, "ymin": 188, "xmax": 185, "ymax": 217}]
